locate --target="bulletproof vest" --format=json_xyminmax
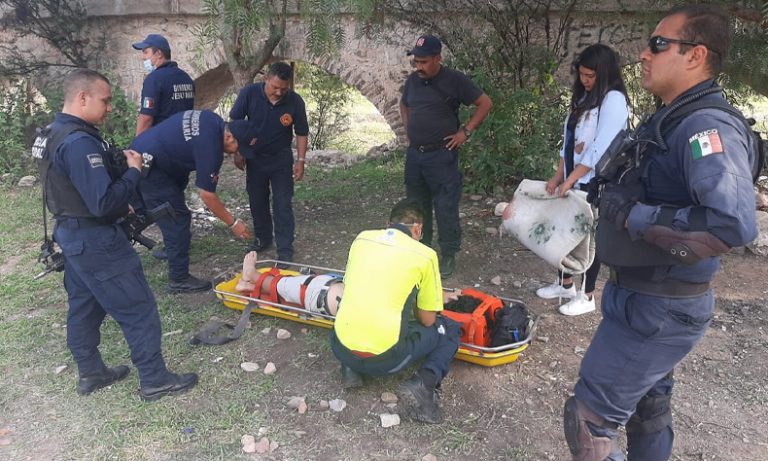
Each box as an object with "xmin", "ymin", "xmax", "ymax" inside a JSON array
[{"xmin": 34, "ymin": 121, "xmax": 108, "ymax": 219}]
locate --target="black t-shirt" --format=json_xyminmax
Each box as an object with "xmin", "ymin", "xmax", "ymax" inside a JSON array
[{"xmin": 401, "ymin": 67, "xmax": 483, "ymax": 146}]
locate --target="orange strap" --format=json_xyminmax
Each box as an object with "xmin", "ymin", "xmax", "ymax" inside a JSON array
[{"xmin": 251, "ymin": 267, "xmax": 284, "ymax": 303}]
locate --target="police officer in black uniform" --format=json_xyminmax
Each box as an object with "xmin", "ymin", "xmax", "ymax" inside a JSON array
[
  {"xmin": 33, "ymin": 69, "xmax": 197, "ymax": 400},
  {"xmin": 132, "ymin": 34, "xmax": 195, "ymax": 136},
  {"xmin": 563, "ymin": 6, "xmax": 759, "ymax": 460},
  {"xmin": 400, "ymin": 35, "xmax": 492, "ymax": 278}
]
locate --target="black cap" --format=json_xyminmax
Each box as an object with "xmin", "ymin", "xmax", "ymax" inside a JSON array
[
  {"xmin": 407, "ymin": 35, "xmax": 442, "ymax": 57},
  {"xmin": 228, "ymin": 120, "xmax": 259, "ymax": 157},
  {"xmin": 132, "ymin": 34, "xmax": 171, "ymax": 55}
]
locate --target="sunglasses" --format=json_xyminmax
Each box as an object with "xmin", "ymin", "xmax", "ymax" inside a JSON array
[{"xmin": 647, "ymin": 35, "xmax": 718, "ymax": 55}]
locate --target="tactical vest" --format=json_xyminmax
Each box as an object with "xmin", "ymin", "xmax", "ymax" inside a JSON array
[{"xmin": 33, "ymin": 121, "xmax": 108, "ymax": 219}]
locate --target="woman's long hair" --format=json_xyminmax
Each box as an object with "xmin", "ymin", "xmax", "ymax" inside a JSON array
[{"xmin": 570, "ymin": 44, "xmax": 628, "ymax": 122}]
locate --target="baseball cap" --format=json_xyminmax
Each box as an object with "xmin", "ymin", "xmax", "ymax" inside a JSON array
[
  {"xmin": 407, "ymin": 35, "xmax": 442, "ymax": 57},
  {"xmin": 228, "ymin": 120, "xmax": 259, "ymax": 158},
  {"xmin": 132, "ymin": 34, "xmax": 171, "ymax": 55}
]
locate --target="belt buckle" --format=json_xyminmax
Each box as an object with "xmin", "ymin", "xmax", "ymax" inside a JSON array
[{"xmin": 418, "ymin": 146, "xmax": 426, "ymax": 153}]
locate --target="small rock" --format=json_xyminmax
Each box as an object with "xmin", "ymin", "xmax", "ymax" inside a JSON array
[
  {"xmin": 574, "ymin": 346, "xmax": 586, "ymax": 355},
  {"xmin": 163, "ymin": 329, "xmax": 183, "ymax": 337},
  {"xmin": 494, "ymin": 202, "xmax": 508, "ymax": 216},
  {"xmin": 381, "ymin": 392, "xmax": 398, "ymax": 404},
  {"xmin": 298, "ymin": 401, "xmax": 308, "ymax": 414},
  {"xmin": 422, "ymin": 455, "xmax": 438, "ymax": 461},
  {"xmin": 240, "ymin": 361, "xmax": 259, "ymax": 372},
  {"xmin": 276, "ymin": 328, "xmax": 291, "ymax": 340},
  {"xmin": 485, "ymin": 227, "xmax": 498, "ymax": 235},
  {"xmin": 300, "ymin": 328, "xmax": 308, "ymax": 334},
  {"xmin": 469, "ymin": 194, "xmax": 483, "ymax": 201},
  {"xmin": 490, "ymin": 275, "xmax": 502, "ymax": 286},
  {"xmin": 241, "ymin": 434, "xmax": 257, "ymax": 453},
  {"xmin": 308, "ymin": 353, "xmax": 318, "ymax": 358},
  {"xmin": 263, "ymin": 362, "xmax": 277, "ymax": 375},
  {"xmin": 536, "ymin": 336, "xmax": 549, "ymax": 343},
  {"xmin": 212, "ymin": 356, "xmax": 224, "ymax": 363},
  {"xmin": 286, "ymin": 396, "xmax": 306, "ymax": 409},
  {"xmin": 17, "ymin": 175, "xmax": 36, "ymax": 187},
  {"xmin": 261, "ymin": 327, "xmax": 271, "ymax": 334},
  {"xmin": 380, "ymin": 413, "xmax": 401, "ymax": 428},
  {"xmin": 255, "ymin": 436, "xmax": 271, "ymax": 454},
  {"xmin": 257, "ymin": 427, "xmax": 268, "ymax": 436},
  {"xmin": 513, "ymin": 280, "xmax": 523, "ymax": 289},
  {"xmin": 329, "ymin": 398, "xmax": 346, "ymax": 412},
  {"xmin": 269, "ymin": 440, "xmax": 279, "ymax": 452},
  {"xmin": 549, "ymin": 361, "xmax": 558, "ymax": 369},
  {"xmin": 319, "ymin": 400, "xmax": 329, "ymax": 409},
  {"xmin": 54, "ymin": 365, "xmax": 68, "ymax": 374}
]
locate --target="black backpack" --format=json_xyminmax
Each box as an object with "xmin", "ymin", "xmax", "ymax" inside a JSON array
[{"xmin": 490, "ymin": 302, "xmax": 530, "ymax": 347}]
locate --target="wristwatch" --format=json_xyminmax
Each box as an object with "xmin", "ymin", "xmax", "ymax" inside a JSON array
[{"xmin": 462, "ymin": 126, "xmax": 473, "ymax": 138}]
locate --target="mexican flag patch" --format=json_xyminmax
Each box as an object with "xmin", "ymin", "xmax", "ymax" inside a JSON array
[
  {"xmin": 689, "ymin": 129, "xmax": 723, "ymax": 159},
  {"xmin": 142, "ymin": 97, "xmax": 155, "ymax": 109}
]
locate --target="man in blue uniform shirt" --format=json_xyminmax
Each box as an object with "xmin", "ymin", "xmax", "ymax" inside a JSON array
[
  {"xmin": 563, "ymin": 5, "xmax": 759, "ymax": 461},
  {"xmin": 34, "ymin": 69, "xmax": 197, "ymax": 400},
  {"xmin": 400, "ymin": 35, "xmax": 492, "ymax": 279},
  {"xmin": 230, "ymin": 62, "xmax": 309, "ymax": 262},
  {"xmin": 131, "ymin": 110, "xmax": 255, "ymax": 292},
  {"xmin": 132, "ymin": 34, "xmax": 195, "ymax": 136}
]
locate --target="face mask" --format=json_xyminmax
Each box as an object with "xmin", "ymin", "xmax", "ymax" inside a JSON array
[{"xmin": 143, "ymin": 59, "xmax": 155, "ymax": 73}]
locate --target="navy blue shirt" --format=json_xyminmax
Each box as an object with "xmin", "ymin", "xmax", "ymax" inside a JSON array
[
  {"xmin": 130, "ymin": 110, "xmax": 224, "ymax": 192},
  {"xmin": 51, "ymin": 113, "xmax": 140, "ymax": 217},
  {"xmin": 229, "ymin": 82, "xmax": 309, "ymax": 158},
  {"xmin": 140, "ymin": 61, "xmax": 195, "ymax": 126},
  {"xmin": 401, "ymin": 66, "xmax": 483, "ymax": 146}
]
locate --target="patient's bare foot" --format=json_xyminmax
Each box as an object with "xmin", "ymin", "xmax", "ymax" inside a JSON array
[{"xmin": 236, "ymin": 251, "xmax": 259, "ymax": 293}]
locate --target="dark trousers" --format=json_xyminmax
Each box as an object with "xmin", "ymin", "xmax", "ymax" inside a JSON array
[
  {"xmin": 330, "ymin": 316, "xmax": 461, "ymax": 383},
  {"xmin": 245, "ymin": 150, "xmax": 295, "ymax": 260},
  {"xmin": 574, "ymin": 281, "xmax": 713, "ymax": 460},
  {"xmin": 405, "ymin": 146, "xmax": 463, "ymax": 256},
  {"xmin": 54, "ymin": 221, "xmax": 169, "ymax": 387},
  {"xmin": 140, "ymin": 168, "xmax": 192, "ymax": 281}
]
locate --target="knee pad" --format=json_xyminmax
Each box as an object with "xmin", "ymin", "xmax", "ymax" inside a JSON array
[
  {"xmin": 564, "ymin": 397, "xmax": 620, "ymax": 461},
  {"xmin": 626, "ymin": 393, "xmax": 672, "ymax": 435}
]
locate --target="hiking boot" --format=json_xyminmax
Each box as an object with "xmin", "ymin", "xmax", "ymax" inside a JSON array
[
  {"xmin": 275, "ymin": 255, "xmax": 293, "ymax": 270},
  {"xmin": 559, "ymin": 292, "xmax": 596, "ymax": 316},
  {"xmin": 536, "ymin": 282, "xmax": 576, "ymax": 300},
  {"xmin": 77, "ymin": 365, "xmax": 131, "ymax": 396},
  {"xmin": 139, "ymin": 372, "xmax": 199, "ymax": 402},
  {"xmin": 249, "ymin": 237, "xmax": 273, "ymax": 252},
  {"xmin": 397, "ymin": 373, "xmax": 443, "ymax": 424},
  {"xmin": 439, "ymin": 254, "xmax": 456, "ymax": 279},
  {"xmin": 168, "ymin": 274, "xmax": 212, "ymax": 293},
  {"xmin": 151, "ymin": 245, "xmax": 167, "ymax": 260},
  {"xmin": 340, "ymin": 365, "xmax": 363, "ymax": 389}
]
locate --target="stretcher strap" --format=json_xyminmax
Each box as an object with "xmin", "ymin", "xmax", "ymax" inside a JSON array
[
  {"xmin": 251, "ymin": 268, "xmax": 283, "ymax": 303},
  {"xmin": 189, "ymin": 300, "xmax": 257, "ymax": 346},
  {"xmin": 300, "ymin": 275, "xmax": 316, "ymax": 307}
]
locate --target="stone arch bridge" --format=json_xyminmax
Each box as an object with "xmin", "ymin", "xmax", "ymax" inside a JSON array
[{"xmin": 53, "ymin": 1, "xmax": 657, "ymax": 135}]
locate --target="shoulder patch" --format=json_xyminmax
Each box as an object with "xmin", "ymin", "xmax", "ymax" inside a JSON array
[
  {"xmin": 280, "ymin": 113, "xmax": 293, "ymax": 127},
  {"xmin": 87, "ymin": 153, "xmax": 104, "ymax": 168},
  {"xmin": 688, "ymin": 129, "xmax": 723, "ymax": 159},
  {"xmin": 142, "ymin": 97, "xmax": 155, "ymax": 109}
]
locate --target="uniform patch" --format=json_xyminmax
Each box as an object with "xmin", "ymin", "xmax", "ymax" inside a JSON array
[
  {"xmin": 87, "ymin": 153, "xmax": 104, "ymax": 168},
  {"xmin": 210, "ymin": 172, "xmax": 219, "ymax": 185},
  {"xmin": 689, "ymin": 129, "xmax": 724, "ymax": 159},
  {"xmin": 142, "ymin": 97, "xmax": 155, "ymax": 109},
  {"xmin": 280, "ymin": 113, "xmax": 293, "ymax": 127}
]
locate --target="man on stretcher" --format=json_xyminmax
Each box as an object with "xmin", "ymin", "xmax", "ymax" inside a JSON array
[{"xmin": 235, "ymin": 251, "xmax": 345, "ymax": 316}]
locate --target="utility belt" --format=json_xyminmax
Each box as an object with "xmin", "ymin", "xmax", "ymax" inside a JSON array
[
  {"xmin": 411, "ymin": 142, "xmax": 447, "ymax": 153},
  {"xmin": 54, "ymin": 216, "xmax": 114, "ymax": 229},
  {"xmin": 609, "ymin": 268, "xmax": 710, "ymax": 298}
]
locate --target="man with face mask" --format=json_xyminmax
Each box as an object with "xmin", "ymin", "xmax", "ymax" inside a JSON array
[{"xmin": 132, "ymin": 34, "xmax": 195, "ymax": 137}]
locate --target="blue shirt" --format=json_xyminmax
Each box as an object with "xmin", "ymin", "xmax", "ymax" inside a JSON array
[
  {"xmin": 140, "ymin": 61, "xmax": 195, "ymax": 126},
  {"xmin": 627, "ymin": 80, "xmax": 758, "ymax": 283},
  {"xmin": 401, "ymin": 66, "xmax": 483, "ymax": 146},
  {"xmin": 229, "ymin": 82, "xmax": 309, "ymax": 158},
  {"xmin": 52, "ymin": 113, "xmax": 140, "ymax": 217},
  {"xmin": 130, "ymin": 110, "xmax": 224, "ymax": 192}
]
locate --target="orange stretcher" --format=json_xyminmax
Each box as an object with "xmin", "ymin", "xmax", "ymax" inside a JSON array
[{"xmin": 212, "ymin": 260, "xmax": 538, "ymax": 367}]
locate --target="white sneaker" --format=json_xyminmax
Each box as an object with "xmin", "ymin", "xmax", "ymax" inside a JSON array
[
  {"xmin": 536, "ymin": 282, "xmax": 577, "ymax": 299},
  {"xmin": 559, "ymin": 293, "xmax": 596, "ymax": 316}
]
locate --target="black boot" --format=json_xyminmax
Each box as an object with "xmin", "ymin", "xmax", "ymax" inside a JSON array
[
  {"xmin": 139, "ymin": 372, "xmax": 199, "ymax": 402},
  {"xmin": 168, "ymin": 274, "xmax": 212, "ymax": 293},
  {"xmin": 439, "ymin": 253, "xmax": 456, "ymax": 279},
  {"xmin": 77, "ymin": 365, "xmax": 131, "ymax": 396},
  {"xmin": 340, "ymin": 365, "xmax": 363, "ymax": 389},
  {"xmin": 397, "ymin": 373, "xmax": 443, "ymax": 424}
]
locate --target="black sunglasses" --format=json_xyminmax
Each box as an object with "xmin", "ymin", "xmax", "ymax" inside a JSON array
[{"xmin": 647, "ymin": 35, "xmax": 718, "ymax": 55}]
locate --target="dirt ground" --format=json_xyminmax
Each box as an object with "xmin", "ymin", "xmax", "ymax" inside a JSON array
[{"xmin": 186, "ymin": 162, "xmax": 768, "ymax": 461}]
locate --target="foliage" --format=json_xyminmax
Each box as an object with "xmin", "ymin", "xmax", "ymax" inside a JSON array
[
  {"xmin": 0, "ymin": 0, "xmax": 95, "ymax": 77},
  {"xmin": 0, "ymin": 80, "xmax": 49, "ymax": 179},
  {"xmin": 100, "ymin": 80, "xmax": 139, "ymax": 149},
  {"xmin": 297, "ymin": 64, "xmax": 352, "ymax": 150}
]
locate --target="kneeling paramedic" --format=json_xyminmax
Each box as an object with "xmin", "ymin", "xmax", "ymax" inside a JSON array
[
  {"xmin": 34, "ymin": 69, "xmax": 197, "ymax": 400},
  {"xmin": 330, "ymin": 198, "xmax": 462, "ymax": 424},
  {"xmin": 564, "ymin": 5, "xmax": 759, "ymax": 461}
]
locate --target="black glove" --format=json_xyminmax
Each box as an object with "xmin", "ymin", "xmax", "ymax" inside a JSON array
[
  {"xmin": 599, "ymin": 185, "xmax": 637, "ymax": 230},
  {"xmin": 586, "ymin": 177, "xmax": 600, "ymax": 205}
]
